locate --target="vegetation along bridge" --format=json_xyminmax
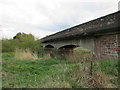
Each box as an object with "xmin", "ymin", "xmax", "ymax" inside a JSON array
[{"xmin": 41, "ymin": 11, "xmax": 120, "ymax": 59}]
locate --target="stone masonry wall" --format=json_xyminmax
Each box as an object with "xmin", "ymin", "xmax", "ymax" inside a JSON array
[{"xmin": 95, "ymin": 34, "xmax": 118, "ymax": 59}]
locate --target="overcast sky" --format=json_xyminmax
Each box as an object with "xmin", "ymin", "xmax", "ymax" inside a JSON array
[{"xmin": 0, "ymin": 0, "xmax": 119, "ymax": 39}]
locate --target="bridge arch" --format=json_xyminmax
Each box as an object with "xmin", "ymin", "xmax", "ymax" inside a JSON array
[
  {"xmin": 58, "ymin": 44, "xmax": 79, "ymax": 58},
  {"xmin": 45, "ymin": 45, "xmax": 54, "ymax": 48},
  {"xmin": 58, "ymin": 44, "xmax": 94, "ymax": 60},
  {"xmin": 44, "ymin": 45, "xmax": 55, "ymax": 55}
]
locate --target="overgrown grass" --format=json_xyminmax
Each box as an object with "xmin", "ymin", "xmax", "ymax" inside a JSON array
[
  {"xmin": 93, "ymin": 59, "xmax": 118, "ymax": 76},
  {"xmin": 2, "ymin": 52, "xmax": 118, "ymax": 88},
  {"xmin": 14, "ymin": 48, "xmax": 38, "ymax": 60},
  {"xmin": 2, "ymin": 52, "xmax": 79, "ymax": 88},
  {"xmin": 66, "ymin": 47, "xmax": 93, "ymax": 63}
]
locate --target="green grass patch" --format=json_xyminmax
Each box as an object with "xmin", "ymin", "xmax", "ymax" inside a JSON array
[
  {"xmin": 2, "ymin": 52, "xmax": 118, "ymax": 88},
  {"xmin": 2, "ymin": 52, "xmax": 82, "ymax": 88},
  {"xmin": 93, "ymin": 59, "xmax": 118, "ymax": 76}
]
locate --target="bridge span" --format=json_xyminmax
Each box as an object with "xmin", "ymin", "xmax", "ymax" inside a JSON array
[{"xmin": 41, "ymin": 11, "xmax": 120, "ymax": 59}]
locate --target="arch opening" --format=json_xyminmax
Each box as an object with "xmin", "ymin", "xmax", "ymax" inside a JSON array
[
  {"xmin": 45, "ymin": 45, "xmax": 54, "ymax": 48},
  {"xmin": 58, "ymin": 45, "xmax": 79, "ymax": 58},
  {"xmin": 44, "ymin": 45, "xmax": 55, "ymax": 55},
  {"xmin": 58, "ymin": 45, "xmax": 93, "ymax": 62}
]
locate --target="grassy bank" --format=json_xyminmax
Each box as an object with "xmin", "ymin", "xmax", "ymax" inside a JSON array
[{"xmin": 2, "ymin": 52, "xmax": 118, "ymax": 88}]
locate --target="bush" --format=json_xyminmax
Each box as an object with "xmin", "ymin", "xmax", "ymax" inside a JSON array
[
  {"xmin": 2, "ymin": 33, "xmax": 43, "ymax": 53},
  {"xmin": 2, "ymin": 39, "xmax": 18, "ymax": 52}
]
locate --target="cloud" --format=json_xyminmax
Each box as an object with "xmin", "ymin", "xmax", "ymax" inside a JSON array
[{"xmin": 0, "ymin": 0, "xmax": 119, "ymax": 39}]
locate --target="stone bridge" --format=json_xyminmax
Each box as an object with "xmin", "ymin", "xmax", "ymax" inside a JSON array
[{"xmin": 41, "ymin": 11, "xmax": 120, "ymax": 59}]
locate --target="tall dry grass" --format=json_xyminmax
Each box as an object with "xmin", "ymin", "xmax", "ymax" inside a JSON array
[
  {"xmin": 66, "ymin": 47, "xmax": 93, "ymax": 63},
  {"xmin": 14, "ymin": 48, "xmax": 38, "ymax": 60},
  {"xmin": 66, "ymin": 63, "xmax": 116, "ymax": 88},
  {"xmin": 63, "ymin": 47, "xmax": 116, "ymax": 88},
  {"xmin": 87, "ymin": 71, "xmax": 116, "ymax": 88},
  {"xmin": 42, "ymin": 54, "xmax": 53, "ymax": 60}
]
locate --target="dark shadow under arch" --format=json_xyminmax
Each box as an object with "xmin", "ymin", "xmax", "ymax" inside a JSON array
[
  {"xmin": 59, "ymin": 45, "xmax": 79, "ymax": 49},
  {"xmin": 45, "ymin": 45, "xmax": 54, "ymax": 48},
  {"xmin": 58, "ymin": 45, "xmax": 79, "ymax": 58},
  {"xmin": 44, "ymin": 45, "xmax": 55, "ymax": 56}
]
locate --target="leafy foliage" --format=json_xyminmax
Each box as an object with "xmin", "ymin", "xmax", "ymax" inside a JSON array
[{"xmin": 2, "ymin": 32, "xmax": 42, "ymax": 52}]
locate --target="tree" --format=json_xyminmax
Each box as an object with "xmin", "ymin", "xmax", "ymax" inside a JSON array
[
  {"xmin": 2, "ymin": 32, "xmax": 43, "ymax": 53},
  {"xmin": 13, "ymin": 32, "xmax": 35, "ymax": 41}
]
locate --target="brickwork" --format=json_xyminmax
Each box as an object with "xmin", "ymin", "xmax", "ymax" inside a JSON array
[{"xmin": 95, "ymin": 34, "xmax": 118, "ymax": 59}]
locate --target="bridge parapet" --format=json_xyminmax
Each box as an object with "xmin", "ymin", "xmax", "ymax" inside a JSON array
[{"xmin": 42, "ymin": 11, "xmax": 119, "ymax": 42}]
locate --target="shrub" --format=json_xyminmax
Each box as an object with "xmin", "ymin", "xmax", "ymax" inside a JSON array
[
  {"xmin": 2, "ymin": 33, "xmax": 43, "ymax": 53},
  {"xmin": 2, "ymin": 39, "xmax": 18, "ymax": 52}
]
